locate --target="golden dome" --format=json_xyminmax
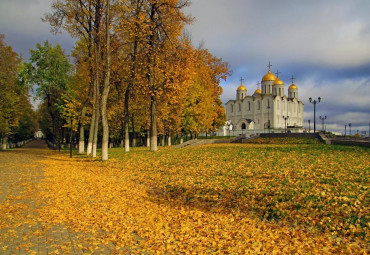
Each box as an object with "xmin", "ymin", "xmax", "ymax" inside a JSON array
[
  {"xmin": 262, "ymin": 70, "xmax": 277, "ymax": 81},
  {"xmin": 237, "ymin": 84, "xmax": 247, "ymax": 91},
  {"xmin": 254, "ymin": 88, "xmax": 262, "ymax": 94},
  {"xmin": 289, "ymin": 84, "xmax": 298, "ymax": 90},
  {"xmin": 273, "ymin": 78, "xmax": 284, "ymax": 85}
]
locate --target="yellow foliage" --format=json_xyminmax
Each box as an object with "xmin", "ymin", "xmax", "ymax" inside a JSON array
[{"xmin": 28, "ymin": 142, "xmax": 370, "ymax": 253}]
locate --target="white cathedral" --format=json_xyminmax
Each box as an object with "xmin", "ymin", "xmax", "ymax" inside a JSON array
[{"xmin": 224, "ymin": 63, "xmax": 304, "ymax": 135}]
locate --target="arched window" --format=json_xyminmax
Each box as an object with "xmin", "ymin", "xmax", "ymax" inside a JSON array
[
  {"xmin": 238, "ymin": 103, "xmax": 241, "ymax": 111},
  {"xmin": 241, "ymin": 123, "xmax": 246, "ymax": 129},
  {"xmin": 258, "ymin": 100, "xmax": 260, "ymax": 110},
  {"xmin": 231, "ymin": 104, "xmax": 234, "ymax": 112},
  {"xmin": 279, "ymin": 88, "xmax": 281, "ymax": 96},
  {"xmin": 277, "ymin": 100, "xmax": 279, "ymax": 110},
  {"xmin": 248, "ymin": 101, "xmax": 251, "ymax": 111},
  {"xmin": 267, "ymin": 99, "xmax": 270, "ymax": 108}
]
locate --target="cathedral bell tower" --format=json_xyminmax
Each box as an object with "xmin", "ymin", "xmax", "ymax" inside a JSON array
[
  {"xmin": 261, "ymin": 61, "xmax": 277, "ymax": 94},
  {"xmin": 272, "ymin": 69, "xmax": 285, "ymax": 97},
  {"xmin": 288, "ymin": 75, "xmax": 298, "ymax": 99},
  {"xmin": 236, "ymin": 77, "xmax": 247, "ymax": 100}
]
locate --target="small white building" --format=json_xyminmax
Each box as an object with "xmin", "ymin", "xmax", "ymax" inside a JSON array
[
  {"xmin": 34, "ymin": 130, "xmax": 44, "ymax": 138},
  {"xmin": 224, "ymin": 64, "xmax": 304, "ymax": 136}
]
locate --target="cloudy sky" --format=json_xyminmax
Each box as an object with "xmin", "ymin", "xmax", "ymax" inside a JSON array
[{"xmin": 1, "ymin": 0, "xmax": 369, "ymax": 134}]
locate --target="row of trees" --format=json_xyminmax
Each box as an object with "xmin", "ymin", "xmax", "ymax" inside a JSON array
[
  {"xmin": 14, "ymin": 0, "xmax": 230, "ymax": 160},
  {"xmin": 0, "ymin": 35, "xmax": 38, "ymax": 149}
]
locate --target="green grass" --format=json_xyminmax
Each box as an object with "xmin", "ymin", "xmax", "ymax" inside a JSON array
[{"xmin": 105, "ymin": 138, "xmax": 370, "ymax": 241}]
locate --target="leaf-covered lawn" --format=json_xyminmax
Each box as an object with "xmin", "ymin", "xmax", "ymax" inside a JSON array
[{"xmin": 36, "ymin": 139, "xmax": 369, "ymax": 253}]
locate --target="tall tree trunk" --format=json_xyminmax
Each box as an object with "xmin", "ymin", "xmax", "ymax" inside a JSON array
[
  {"xmin": 148, "ymin": 3, "xmax": 158, "ymax": 152},
  {"xmin": 146, "ymin": 130, "xmax": 150, "ymax": 147},
  {"xmin": 92, "ymin": 56, "xmax": 100, "ymax": 158},
  {"xmin": 79, "ymin": 104, "xmax": 87, "ymax": 154},
  {"xmin": 124, "ymin": 33, "xmax": 139, "ymax": 152},
  {"xmin": 124, "ymin": 120, "xmax": 130, "ymax": 151},
  {"xmin": 124, "ymin": 87, "xmax": 130, "ymax": 152},
  {"xmin": 167, "ymin": 135, "xmax": 171, "ymax": 146},
  {"xmin": 86, "ymin": 8, "xmax": 97, "ymax": 156},
  {"xmin": 86, "ymin": 110, "xmax": 95, "ymax": 155},
  {"xmin": 132, "ymin": 113, "xmax": 136, "ymax": 147},
  {"xmin": 161, "ymin": 135, "xmax": 165, "ymax": 146},
  {"xmin": 150, "ymin": 94, "xmax": 158, "ymax": 151},
  {"xmin": 1, "ymin": 136, "xmax": 7, "ymax": 150},
  {"xmin": 47, "ymin": 94, "xmax": 57, "ymax": 144},
  {"xmin": 79, "ymin": 124, "xmax": 85, "ymax": 153},
  {"xmin": 120, "ymin": 120, "xmax": 124, "ymax": 148},
  {"xmin": 92, "ymin": 0, "xmax": 102, "ymax": 158},
  {"xmin": 92, "ymin": 104, "xmax": 99, "ymax": 158},
  {"xmin": 101, "ymin": 0, "xmax": 111, "ymax": 161}
]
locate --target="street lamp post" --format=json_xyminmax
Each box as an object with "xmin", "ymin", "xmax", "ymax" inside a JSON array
[
  {"xmin": 267, "ymin": 101, "xmax": 271, "ymax": 133},
  {"xmin": 345, "ymin": 125, "xmax": 347, "ymax": 137},
  {"xmin": 309, "ymin": 97, "xmax": 321, "ymax": 133},
  {"xmin": 319, "ymin": 116, "xmax": 327, "ymax": 132},
  {"xmin": 349, "ymin": 123, "xmax": 352, "ymax": 136},
  {"xmin": 282, "ymin": 116, "xmax": 289, "ymax": 133},
  {"xmin": 70, "ymin": 117, "xmax": 73, "ymax": 158}
]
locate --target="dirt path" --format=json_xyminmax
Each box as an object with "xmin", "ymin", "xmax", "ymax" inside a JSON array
[{"xmin": 0, "ymin": 140, "xmax": 84, "ymax": 254}]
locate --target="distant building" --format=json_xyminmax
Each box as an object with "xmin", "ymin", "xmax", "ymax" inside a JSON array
[
  {"xmin": 224, "ymin": 63, "xmax": 304, "ymax": 136},
  {"xmin": 34, "ymin": 130, "xmax": 44, "ymax": 138}
]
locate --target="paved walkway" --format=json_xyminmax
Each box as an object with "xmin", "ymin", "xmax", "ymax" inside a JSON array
[{"xmin": 0, "ymin": 140, "xmax": 84, "ymax": 255}]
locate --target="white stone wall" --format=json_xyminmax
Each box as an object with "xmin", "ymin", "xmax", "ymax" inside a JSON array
[{"xmin": 225, "ymin": 93, "xmax": 304, "ymax": 132}]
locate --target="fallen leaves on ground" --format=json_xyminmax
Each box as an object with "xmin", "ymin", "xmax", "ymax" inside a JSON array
[{"xmin": 32, "ymin": 139, "xmax": 368, "ymax": 253}]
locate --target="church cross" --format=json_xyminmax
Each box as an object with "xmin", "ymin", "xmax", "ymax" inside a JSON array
[
  {"xmin": 267, "ymin": 61, "xmax": 272, "ymax": 71},
  {"xmin": 290, "ymin": 75, "xmax": 295, "ymax": 84},
  {"xmin": 256, "ymin": 81, "xmax": 260, "ymax": 88},
  {"xmin": 240, "ymin": 77, "xmax": 244, "ymax": 84},
  {"xmin": 275, "ymin": 70, "xmax": 281, "ymax": 78}
]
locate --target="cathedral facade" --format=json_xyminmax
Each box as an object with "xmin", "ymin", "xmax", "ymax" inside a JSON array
[{"xmin": 225, "ymin": 65, "xmax": 304, "ymax": 134}]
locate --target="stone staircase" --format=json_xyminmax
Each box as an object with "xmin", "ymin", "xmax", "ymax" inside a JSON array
[
  {"xmin": 317, "ymin": 132, "xmax": 331, "ymax": 144},
  {"xmin": 241, "ymin": 134, "xmax": 260, "ymax": 143}
]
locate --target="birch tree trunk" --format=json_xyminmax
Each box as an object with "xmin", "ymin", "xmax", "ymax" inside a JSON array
[
  {"xmin": 86, "ymin": 111, "xmax": 95, "ymax": 155},
  {"xmin": 1, "ymin": 136, "xmax": 7, "ymax": 150},
  {"xmin": 101, "ymin": 0, "xmax": 111, "ymax": 161},
  {"xmin": 78, "ymin": 104, "xmax": 87, "ymax": 154},
  {"xmin": 150, "ymin": 94, "xmax": 158, "ymax": 151}
]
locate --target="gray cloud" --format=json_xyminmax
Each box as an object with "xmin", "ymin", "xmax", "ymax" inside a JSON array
[
  {"xmin": 0, "ymin": 0, "xmax": 369, "ymax": 134},
  {"xmin": 0, "ymin": 0, "xmax": 75, "ymax": 58},
  {"xmin": 187, "ymin": 0, "xmax": 370, "ymax": 134}
]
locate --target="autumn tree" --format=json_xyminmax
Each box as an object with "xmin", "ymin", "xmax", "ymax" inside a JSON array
[
  {"xmin": 114, "ymin": 0, "xmax": 146, "ymax": 152},
  {"xmin": 45, "ymin": 0, "xmax": 120, "ymax": 160},
  {"xmin": 14, "ymin": 101, "xmax": 38, "ymax": 142},
  {"xmin": 182, "ymin": 48, "xmax": 230, "ymax": 136},
  {"xmin": 153, "ymin": 37, "xmax": 195, "ymax": 145},
  {"xmin": 45, "ymin": 0, "xmax": 101, "ymax": 157},
  {"xmin": 21, "ymin": 41, "xmax": 71, "ymax": 144},
  {"xmin": 139, "ymin": 0, "xmax": 192, "ymax": 151},
  {"xmin": 0, "ymin": 34, "xmax": 29, "ymax": 149}
]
